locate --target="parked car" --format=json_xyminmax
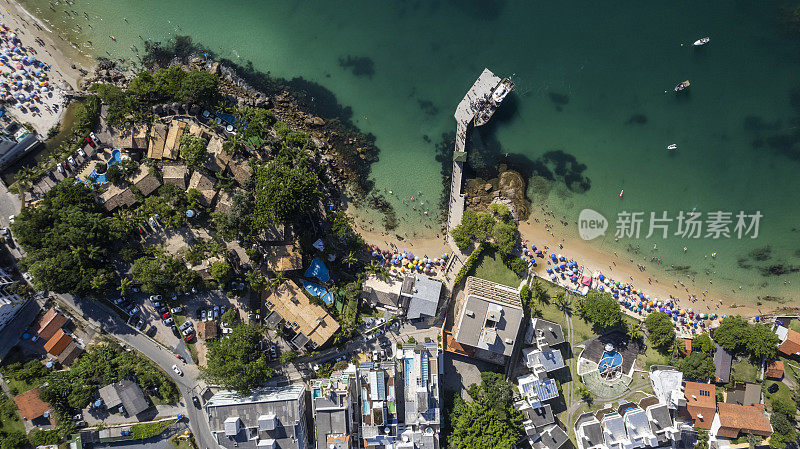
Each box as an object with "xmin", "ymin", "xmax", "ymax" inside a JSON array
[
  {"xmin": 213, "ymin": 307, "xmax": 219, "ymax": 319},
  {"xmin": 8, "ymin": 215, "xmax": 14, "ymax": 225},
  {"xmin": 149, "ymin": 295, "xmax": 162, "ymax": 303},
  {"xmin": 85, "ymin": 136, "xmax": 96, "ymax": 148},
  {"xmin": 136, "ymin": 318, "xmax": 146, "ymax": 331},
  {"xmin": 60, "ymin": 161, "xmax": 68, "ymax": 170},
  {"xmin": 201, "ymin": 310, "xmax": 207, "ymax": 321},
  {"xmin": 127, "ymin": 306, "xmax": 139, "ymax": 316},
  {"xmin": 181, "ymin": 327, "xmax": 194, "ymax": 336},
  {"xmin": 67, "ymin": 156, "xmax": 75, "ymax": 166},
  {"xmin": 152, "ymin": 301, "xmax": 162, "ymax": 308},
  {"xmin": 179, "ymin": 320, "xmax": 193, "ymax": 331},
  {"xmin": 192, "ymin": 396, "xmax": 201, "ymax": 408},
  {"xmin": 77, "ymin": 148, "xmax": 86, "ymax": 157},
  {"xmin": 170, "ymin": 306, "xmax": 183, "ymax": 314},
  {"xmin": 372, "ymin": 349, "xmax": 380, "ymax": 361},
  {"xmin": 222, "ymin": 327, "xmax": 232, "ymax": 334},
  {"xmin": 57, "ymin": 164, "xmax": 64, "ymax": 174},
  {"xmin": 163, "ymin": 317, "xmax": 174, "ymax": 326},
  {"xmin": 172, "ymin": 364, "xmax": 182, "ymax": 376},
  {"xmin": 171, "ymin": 326, "xmax": 180, "ymax": 337},
  {"xmin": 162, "ymin": 312, "xmax": 171, "ymax": 319},
  {"xmin": 220, "ymin": 305, "xmax": 226, "ymax": 315},
  {"xmin": 183, "ymin": 332, "xmax": 194, "ymax": 342},
  {"xmin": 89, "ymin": 132, "xmax": 100, "ymax": 144},
  {"xmin": 112, "ymin": 297, "xmax": 125, "ymax": 306}
]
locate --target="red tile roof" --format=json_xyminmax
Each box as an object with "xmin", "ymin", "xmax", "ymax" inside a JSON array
[
  {"xmin": 13, "ymin": 387, "xmax": 50, "ymax": 421},
  {"xmin": 44, "ymin": 329, "xmax": 72, "ymax": 356},
  {"xmin": 35, "ymin": 309, "xmax": 67, "ymax": 341},
  {"xmin": 716, "ymin": 403, "xmax": 773, "ymax": 438},
  {"xmin": 778, "ymin": 328, "xmax": 800, "ymax": 356},
  {"xmin": 682, "ymin": 338, "xmax": 692, "ymax": 356},
  {"xmin": 682, "ymin": 381, "xmax": 716, "ymax": 429},
  {"xmin": 765, "ymin": 360, "xmax": 784, "ymax": 379}
]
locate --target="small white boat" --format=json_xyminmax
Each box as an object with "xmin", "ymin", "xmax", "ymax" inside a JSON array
[
  {"xmin": 619, "ymin": 189, "xmax": 624, "ymax": 197},
  {"xmin": 674, "ymin": 80, "xmax": 690, "ymax": 92},
  {"xmin": 667, "ymin": 144, "xmax": 677, "ymax": 150},
  {"xmin": 693, "ymin": 37, "xmax": 710, "ymax": 46}
]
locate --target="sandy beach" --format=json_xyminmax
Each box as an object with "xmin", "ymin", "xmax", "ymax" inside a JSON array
[{"xmin": 0, "ymin": 0, "xmax": 91, "ymax": 135}]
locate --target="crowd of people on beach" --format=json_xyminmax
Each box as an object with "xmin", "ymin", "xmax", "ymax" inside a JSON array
[{"xmin": 0, "ymin": 22, "xmax": 57, "ymax": 115}]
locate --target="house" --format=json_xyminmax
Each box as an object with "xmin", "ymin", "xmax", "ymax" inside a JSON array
[
  {"xmin": 260, "ymin": 224, "xmax": 291, "ymax": 245},
  {"xmin": 775, "ymin": 325, "xmax": 800, "ymax": 357},
  {"xmin": 147, "ymin": 123, "xmax": 167, "ymax": 159},
  {"xmin": 44, "ymin": 328, "xmax": 73, "ymax": 357},
  {"xmin": 713, "ymin": 344, "xmax": 732, "ymax": 384},
  {"xmin": 601, "ymin": 412, "xmax": 629, "ymax": 449},
  {"xmin": 525, "ymin": 318, "xmax": 565, "ymax": 348},
  {"xmin": 162, "ymin": 163, "xmax": 188, "ymax": 188},
  {"xmin": 199, "ymin": 321, "xmax": 218, "ymax": 340},
  {"xmin": 518, "ymin": 374, "xmax": 559, "ymax": 409},
  {"xmin": 205, "ymin": 135, "xmax": 232, "ymax": 172},
  {"xmin": 522, "ymin": 345, "xmax": 565, "ymax": 374},
  {"xmin": 56, "ymin": 341, "xmax": 83, "ymax": 366},
  {"xmin": 517, "ymin": 398, "xmax": 568, "ymax": 449},
  {"xmin": 163, "ymin": 120, "xmax": 187, "ymax": 160},
  {"xmin": 712, "ymin": 403, "xmax": 772, "ymax": 439},
  {"xmin": 264, "ymin": 244, "xmax": 303, "ymax": 272},
  {"xmin": 34, "ymin": 308, "xmax": 67, "ymax": 341},
  {"xmin": 621, "ymin": 407, "xmax": 658, "ymax": 448},
  {"xmin": 13, "ymin": 387, "xmax": 52, "ymax": 426},
  {"xmin": 681, "ymin": 381, "xmax": 716, "ymax": 429},
  {"xmin": 229, "ymin": 159, "xmax": 253, "ymax": 186},
  {"xmin": 453, "ymin": 276, "xmax": 524, "ymax": 365},
  {"xmin": 98, "ymin": 379, "xmax": 150, "ymax": 417},
  {"xmin": 649, "ymin": 368, "xmax": 685, "ymax": 410},
  {"xmin": 644, "ymin": 402, "xmax": 679, "ymax": 444},
  {"xmin": 215, "ymin": 190, "xmax": 235, "ymax": 214},
  {"xmin": 358, "ymin": 360, "xmax": 398, "ymax": 448},
  {"xmin": 0, "ymin": 267, "xmax": 26, "ymax": 334},
  {"xmin": 575, "ymin": 413, "xmax": 605, "ymax": 449},
  {"xmin": 361, "ymin": 274, "xmax": 402, "ymax": 311},
  {"xmin": 99, "ymin": 184, "xmax": 136, "ymax": 211},
  {"xmin": 725, "ymin": 383, "xmax": 760, "ymax": 407},
  {"xmin": 132, "ymin": 124, "xmax": 148, "ymax": 149},
  {"xmin": 399, "ymin": 275, "xmax": 442, "ymax": 320},
  {"xmin": 187, "ymin": 170, "xmax": 218, "ymax": 207},
  {"xmin": 264, "ymin": 280, "xmax": 339, "ymax": 349},
  {"xmin": 532, "ymin": 424, "xmax": 569, "ymax": 449},
  {"xmin": 204, "ymin": 385, "xmax": 309, "ymax": 449},
  {"xmin": 131, "ymin": 166, "xmax": 162, "ymax": 197},
  {"xmin": 312, "ymin": 368, "xmax": 357, "ymax": 449},
  {"xmin": 765, "ymin": 360, "xmax": 784, "ymax": 379},
  {"xmin": 401, "ymin": 342, "xmax": 441, "ymax": 448}
]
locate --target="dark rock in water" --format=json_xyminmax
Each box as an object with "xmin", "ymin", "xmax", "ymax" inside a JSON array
[
  {"xmin": 529, "ymin": 149, "xmax": 591, "ymax": 193},
  {"xmin": 625, "ymin": 113, "xmax": 648, "ymax": 124},
  {"xmin": 422, "ymin": 134, "xmax": 430, "ymax": 143},
  {"xmin": 417, "ymin": 99, "xmax": 439, "ymax": 116},
  {"xmin": 750, "ymin": 246, "xmax": 772, "ymax": 261},
  {"xmin": 548, "ymin": 92, "xmax": 569, "ymax": 106},
  {"xmin": 338, "ymin": 55, "xmax": 375, "ymax": 78}
]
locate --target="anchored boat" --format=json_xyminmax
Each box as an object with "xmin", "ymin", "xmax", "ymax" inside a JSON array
[
  {"xmin": 474, "ymin": 77, "xmax": 515, "ymax": 126},
  {"xmin": 693, "ymin": 37, "xmax": 710, "ymax": 46},
  {"xmin": 674, "ymin": 80, "xmax": 690, "ymax": 92}
]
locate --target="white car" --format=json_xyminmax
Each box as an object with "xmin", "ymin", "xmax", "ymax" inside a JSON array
[
  {"xmin": 181, "ymin": 327, "xmax": 194, "ymax": 336},
  {"xmin": 57, "ymin": 164, "xmax": 64, "ymax": 174},
  {"xmin": 222, "ymin": 327, "xmax": 232, "ymax": 334},
  {"xmin": 77, "ymin": 148, "xmax": 86, "ymax": 157},
  {"xmin": 179, "ymin": 320, "xmax": 193, "ymax": 331},
  {"xmin": 170, "ymin": 306, "xmax": 183, "ymax": 314},
  {"xmin": 89, "ymin": 132, "xmax": 100, "ymax": 144},
  {"xmin": 171, "ymin": 364, "xmax": 182, "ymax": 376},
  {"xmin": 8, "ymin": 215, "xmax": 14, "ymax": 224},
  {"xmin": 149, "ymin": 295, "xmax": 162, "ymax": 303},
  {"xmin": 67, "ymin": 156, "xmax": 76, "ymax": 166}
]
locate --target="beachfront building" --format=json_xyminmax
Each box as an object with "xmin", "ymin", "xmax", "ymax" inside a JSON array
[
  {"xmin": 0, "ymin": 122, "xmax": 39, "ymax": 171},
  {"xmin": 0, "ymin": 267, "xmax": 26, "ymax": 332},
  {"xmin": 311, "ymin": 368, "xmax": 358, "ymax": 449},
  {"xmin": 399, "ymin": 275, "xmax": 443, "ymax": 322},
  {"xmin": 649, "ymin": 368, "xmax": 686, "ymax": 410},
  {"xmin": 521, "ymin": 345, "xmax": 565, "ymax": 374},
  {"xmin": 516, "ymin": 398, "xmax": 568, "ymax": 449},
  {"xmin": 713, "ymin": 344, "xmax": 733, "ymax": 384},
  {"xmin": 517, "ymin": 373, "xmax": 559, "ymax": 410},
  {"xmin": 525, "ymin": 318, "xmax": 565, "ymax": 347},
  {"xmin": 596, "ymin": 406, "xmax": 659, "ymax": 449},
  {"xmin": 774, "ymin": 325, "xmax": 800, "ymax": 357},
  {"xmin": 576, "ymin": 413, "xmax": 605, "ymax": 449},
  {"xmin": 358, "ymin": 360, "xmax": 399, "ymax": 449},
  {"xmin": 680, "ymin": 381, "xmax": 716, "ymax": 430},
  {"xmin": 204, "ymin": 385, "xmax": 309, "ymax": 449},
  {"xmin": 451, "ymin": 276, "xmax": 524, "ymax": 365},
  {"xmin": 399, "ymin": 342, "xmax": 441, "ymax": 449},
  {"xmin": 264, "ymin": 280, "xmax": 339, "ymax": 350},
  {"xmin": 362, "ymin": 274, "xmax": 402, "ymax": 313},
  {"xmin": 710, "ymin": 403, "xmax": 772, "ymax": 440}
]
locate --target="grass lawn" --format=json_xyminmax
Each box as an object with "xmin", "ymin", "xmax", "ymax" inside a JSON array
[
  {"xmin": 781, "ymin": 357, "xmax": 799, "ymax": 384},
  {"xmin": 173, "ymin": 315, "xmax": 199, "ymax": 365},
  {"xmin": 763, "ymin": 380, "xmax": 792, "ymax": 409},
  {"xmin": 170, "ymin": 435, "xmax": 198, "ymax": 449},
  {"xmin": 471, "ymin": 247, "xmax": 521, "ymax": 288},
  {"xmin": 638, "ymin": 345, "xmax": 671, "ymax": 370},
  {"xmin": 0, "ymin": 391, "xmax": 25, "ymax": 434},
  {"xmin": 731, "ymin": 359, "xmax": 760, "ymax": 384},
  {"xmin": 788, "ymin": 319, "xmax": 800, "ymax": 334}
]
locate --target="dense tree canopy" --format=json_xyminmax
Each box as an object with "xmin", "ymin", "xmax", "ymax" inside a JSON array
[
  {"xmin": 645, "ymin": 312, "xmax": 676, "ymax": 350},
  {"xmin": 692, "ymin": 333, "xmax": 714, "ymax": 354},
  {"xmin": 210, "ymin": 260, "xmax": 232, "ymax": 286},
  {"xmin": 746, "ymin": 324, "xmax": 779, "ymax": 361},
  {"xmin": 713, "ymin": 316, "xmax": 749, "ymax": 353},
  {"xmin": 12, "ymin": 180, "xmax": 117, "ymax": 296},
  {"xmin": 450, "ymin": 209, "xmax": 501, "ymax": 251},
  {"xmin": 679, "ymin": 352, "xmax": 715, "ymax": 381},
  {"xmin": 713, "ymin": 316, "xmax": 778, "ymax": 361},
  {"xmin": 449, "ymin": 372, "xmax": 523, "ymax": 449},
  {"xmin": 179, "ymin": 134, "xmax": 208, "ymax": 167},
  {"xmin": 580, "ymin": 291, "xmax": 622, "ymax": 330},
  {"xmin": 252, "ymin": 153, "xmax": 319, "ymax": 226},
  {"xmin": 202, "ymin": 324, "xmax": 272, "ymax": 394},
  {"xmin": 131, "ymin": 251, "xmax": 202, "ymax": 295}
]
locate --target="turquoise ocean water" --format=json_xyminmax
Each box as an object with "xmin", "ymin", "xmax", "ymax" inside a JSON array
[{"xmin": 21, "ymin": 0, "xmax": 800, "ymax": 302}]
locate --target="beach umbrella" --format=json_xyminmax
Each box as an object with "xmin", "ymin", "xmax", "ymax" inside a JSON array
[{"xmin": 599, "ymin": 274, "xmax": 605, "ymax": 281}]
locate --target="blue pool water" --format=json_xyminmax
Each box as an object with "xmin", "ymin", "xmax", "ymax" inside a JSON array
[
  {"xmin": 598, "ymin": 350, "xmax": 623, "ymax": 374},
  {"xmin": 304, "ymin": 257, "xmax": 330, "ymax": 283},
  {"xmin": 85, "ymin": 149, "xmax": 123, "ymax": 186},
  {"xmin": 361, "ymin": 388, "xmax": 369, "ymax": 415},
  {"xmin": 302, "ymin": 279, "xmax": 334, "ymax": 305},
  {"xmin": 107, "ymin": 149, "xmax": 122, "ymax": 165},
  {"xmin": 404, "ymin": 357, "xmax": 413, "ymax": 380}
]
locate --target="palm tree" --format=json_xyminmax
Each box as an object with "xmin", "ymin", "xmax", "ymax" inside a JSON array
[
  {"xmin": 670, "ymin": 339, "xmax": 686, "ymax": 359},
  {"xmin": 366, "ymin": 261, "xmax": 389, "ymax": 280},
  {"xmin": 627, "ymin": 322, "xmax": 644, "ymax": 341},
  {"xmin": 554, "ymin": 291, "xmax": 571, "ymax": 313},
  {"xmin": 118, "ymin": 277, "xmax": 133, "ymax": 296},
  {"xmin": 343, "ymin": 251, "xmax": 357, "ymax": 269},
  {"xmin": 532, "ymin": 280, "xmax": 550, "ymax": 304},
  {"xmin": 266, "ymin": 271, "xmax": 286, "ymax": 292}
]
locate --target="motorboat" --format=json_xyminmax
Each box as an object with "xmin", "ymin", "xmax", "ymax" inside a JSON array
[
  {"xmin": 674, "ymin": 80, "xmax": 690, "ymax": 92},
  {"xmin": 693, "ymin": 37, "xmax": 710, "ymax": 46},
  {"xmin": 667, "ymin": 144, "xmax": 677, "ymax": 150}
]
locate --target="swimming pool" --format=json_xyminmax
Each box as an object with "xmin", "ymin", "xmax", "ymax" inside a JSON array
[
  {"xmin": 107, "ymin": 149, "xmax": 122, "ymax": 166},
  {"xmin": 304, "ymin": 257, "xmax": 330, "ymax": 283},
  {"xmin": 84, "ymin": 150, "xmax": 123, "ymax": 186},
  {"xmin": 302, "ymin": 279, "xmax": 334, "ymax": 305},
  {"xmin": 598, "ymin": 350, "xmax": 623, "ymax": 374},
  {"xmin": 404, "ymin": 357, "xmax": 413, "ymax": 380}
]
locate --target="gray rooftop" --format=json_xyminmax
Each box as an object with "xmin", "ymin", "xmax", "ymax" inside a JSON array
[
  {"xmin": 403, "ymin": 275, "xmax": 442, "ymax": 320},
  {"xmin": 576, "ymin": 413, "xmax": 604, "ymax": 449},
  {"xmin": 714, "ymin": 344, "xmax": 733, "ymax": 383},
  {"xmin": 362, "ymin": 275, "xmax": 402, "ymax": 309},
  {"xmin": 455, "ymin": 277, "xmax": 523, "ymax": 357},
  {"xmin": 524, "ymin": 403, "xmax": 555, "ymax": 429},
  {"xmin": 312, "ymin": 371, "xmax": 354, "ymax": 449},
  {"xmin": 526, "ymin": 318, "xmax": 565, "ymax": 347},
  {"xmin": 99, "ymin": 379, "xmax": 149, "ymax": 416},
  {"xmin": 205, "ymin": 386, "xmax": 307, "ymax": 449},
  {"xmin": 532, "ymin": 424, "xmax": 569, "ymax": 449},
  {"xmin": 646, "ymin": 403, "xmax": 673, "ymax": 443},
  {"xmin": 726, "ymin": 383, "xmax": 761, "ymax": 406},
  {"xmin": 522, "ymin": 347, "xmax": 565, "ymax": 372}
]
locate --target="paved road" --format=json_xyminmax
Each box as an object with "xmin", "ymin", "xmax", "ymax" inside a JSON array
[{"xmin": 55, "ymin": 293, "xmax": 216, "ymax": 449}]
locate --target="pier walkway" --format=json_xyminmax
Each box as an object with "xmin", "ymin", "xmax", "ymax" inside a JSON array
[{"xmin": 445, "ymin": 68, "xmax": 511, "ymax": 255}]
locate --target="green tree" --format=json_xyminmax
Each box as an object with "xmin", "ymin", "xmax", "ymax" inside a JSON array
[
  {"xmin": 342, "ymin": 251, "xmax": 357, "ymax": 269},
  {"xmin": 492, "ymin": 221, "xmax": 517, "ymax": 254},
  {"xmin": 532, "ymin": 280, "xmax": 550, "ymax": 305},
  {"xmin": 178, "ymin": 70, "xmax": 219, "ymax": 105},
  {"xmin": 769, "ymin": 412, "xmax": 796, "ymax": 449},
  {"xmin": 694, "ymin": 429, "xmax": 709, "ymax": 449},
  {"xmin": 265, "ymin": 271, "xmax": 286, "ymax": 292},
  {"xmin": 1, "ymin": 430, "xmax": 29, "ymax": 449},
  {"xmin": 713, "ymin": 316, "xmax": 750, "ymax": 353},
  {"xmin": 179, "ymin": 134, "xmax": 208, "ymax": 167},
  {"xmin": 645, "ymin": 312, "xmax": 676, "ymax": 350},
  {"xmin": 153, "ymin": 66, "xmax": 186, "ymax": 99},
  {"xmin": 245, "ymin": 269, "xmax": 264, "ymax": 293},
  {"xmin": 449, "ymin": 372, "xmax": 523, "ymax": 449},
  {"xmin": 627, "ymin": 322, "xmax": 644, "ymax": 341},
  {"xmin": 131, "ymin": 252, "xmax": 201, "ymax": 295},
  {"xmin": 520, "ymin": 284, "xmax": 532, "ymax": 310},
  {"xmin": 337, "ymin": 280, "xmax": 362, "ymax": 340},
  {"xmin": 252, "ymin": 154, "xmax": 319, "ymax": 225},
  {"xmin": 279, "ymin": 351, "xmax": 298, "ymax": 364},
  {"xmin": 201, "ymin": 324, "xmax": 272, "ymax": 394},
  {"xmin": 679, "ymin": 352, "xmax": 715, "ymax": 381},
  {"xmin": 746, "ymin": 324, "xmax": 778, "ymax": 361},
  {"xmin": 692, "ymin": 333, "xmax": 714, "ymax": 354},
  {"xmin": 210, "ymin": 260, "xmax": 232, "ymax": 286},
  {"xmin": 581, "ymin": 291, "xmax": 622, "ymax": 330},
  {"xmin": 553, "ymin": 291, "xmax": 570, "ymax": 313}
]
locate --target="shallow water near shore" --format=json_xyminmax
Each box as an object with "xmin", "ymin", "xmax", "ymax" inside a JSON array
[{"xmin": 21, "ymin": 0, "xmax": 800, "ymax": 306}]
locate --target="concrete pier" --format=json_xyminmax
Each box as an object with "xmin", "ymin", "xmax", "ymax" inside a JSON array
[{"xmin": 446, "ymin": 68, "xmax": 513, "ymax": 254}]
